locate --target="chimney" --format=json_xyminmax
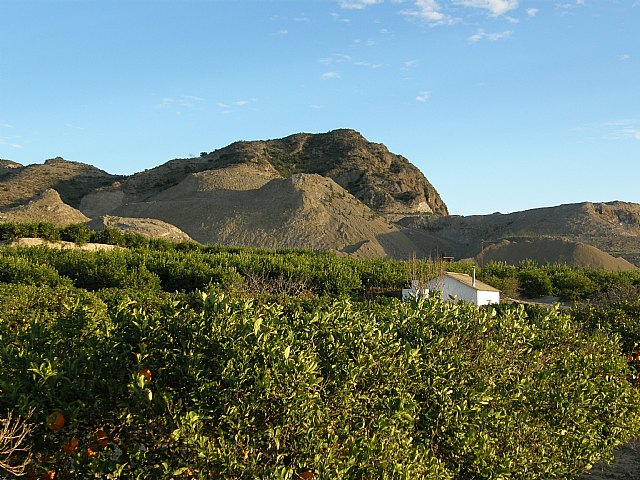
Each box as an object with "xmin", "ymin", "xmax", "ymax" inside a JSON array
[{"xmin": 472, "ymin": 267, "xmax": 476, "ymax": 287}]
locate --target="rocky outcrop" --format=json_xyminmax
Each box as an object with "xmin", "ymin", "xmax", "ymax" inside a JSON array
[
  {"xmin": 201, "ymin": 129, "xmax": 449, "ymax": 216},
  {"xmin": 87, "ymin": 215, "xmax": 193, "ymax": 243},
  {"xmin": 0, "ymin": 188, "xmax": 90, "ymax": 226},
  {"xmin": 0, "ymin": 157, "xmax": 118, "ymax": 210}
]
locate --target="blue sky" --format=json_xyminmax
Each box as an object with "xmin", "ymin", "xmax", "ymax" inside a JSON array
[{"xmin": 0, "ymin": 0, "xmax": 638, "ymax": 215}]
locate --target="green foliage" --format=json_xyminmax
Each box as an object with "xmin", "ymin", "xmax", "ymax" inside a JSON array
[
  {"xmin": 0, "ymin": 232, "xmax": 639, "ymax": 477},
  {"xmin": 2, "ymin": 221, "xmax": 638, "ymax": 303},
  {"xmin": 549, "ymin": 267, "xmax": 597, "ymax": 301},
  {"xmin": 0, "ymin": 221, "xmax": 61, "ymax": 242},
  {"xmin": 0, "ymin": 249, "xmax": 70, "ymax": 287},
  {"xmin": 572, "ymin": 301, "xmax": 640, "ymax": 354},
  {"xmin": 1, "ymin": 286, "xmax": 638, "ymax": 478},
  {"xmin": 89, "ymin": 226, "xmax": 127, "ymax": 247},
  {"xmin": 60, "ymin": 224, "xmax": 92, "ymax": 245},
  {"xmin": 518, "ymin": 268, "xmax": 553, "ymax": 298}
]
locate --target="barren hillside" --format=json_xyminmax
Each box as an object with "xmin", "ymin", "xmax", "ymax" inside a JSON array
[
  {"xmin": 476, "ymin": 238, "xmax": 637, "ymax": 271},
  {"xmin": 1, "ymin": 133, "xmax": 638, "ymax": 268},
  {"xmin": 0, "ymin": 188, "xmax": 90, "ymax": 226},
  {"xmin": 399, "ymin": 201, "xmax": 640, "ymax": 267},
  {"xmin": 0, "ymin": 157, "xmax": 118, "ymax": 209},
  {"xmin": 114, "ymin": 173, "xmax": 423, "ymax": 258}
]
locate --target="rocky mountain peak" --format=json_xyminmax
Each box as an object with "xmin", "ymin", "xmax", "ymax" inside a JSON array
[{"xmin": 203, "ymin": 129, "xmax": 448, "ymax": 216}]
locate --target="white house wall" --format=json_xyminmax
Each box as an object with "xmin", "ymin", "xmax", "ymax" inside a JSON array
[
  {"xmin": 428, "ymin": 276, "xmax": 476, "ymax": 304},
  {"xmin": 427, "ymin": 276, "xmax": 500, "ymax": 305},
  {"xmin": 476, "ymin": 290, "xmax": 500, "ymax": 306}
]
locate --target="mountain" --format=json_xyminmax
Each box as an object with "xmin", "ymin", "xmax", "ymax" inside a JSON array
[
  {"xmin": 208, "ymin": 129, "xmax": 449, "ymax": 216},
  {"xmin": 1, "ymin": 131, "xmax": 638, "ymax": 269},
  {"xmin": 398, "ymin": 201, "xmax": 640, "ymax": 267},
  {"xmin": 113, "ymin": 173, "xmax": 423, "ymax": 258},
  {"xmin": 475, "ymin": 238, "xmax": 637, "ymax": 272},
  {"xmin": 79, "ymin": 129, "xmax": 448, "ymax": 218},
  {"xmin": 0, "ymin": 188, "xmax": 90, "ymax": 226},
  {"xmin": 0, "ymin": 157, "xmax": 118, "ymax": 210}
]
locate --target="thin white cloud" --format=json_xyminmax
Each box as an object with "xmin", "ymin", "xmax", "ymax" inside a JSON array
[
  {"xmin": 527, "ymin": 7, "xmax": 538, "ymax": 16},
  {"xmin": 330, "ymin": 12, "xmax": 352, "ymax": 22},
  {"xmin": 321, "ymin": 71, "xmax": 341, "ymax": 79},
  {"xmin": 354, "ymin": 60, "xmax": 385, "ymax": 68},
  {"xmin": 454, "ymin": 0, "xmax": 519, "ymax": 16},
  {"xmin": 556, "ymin": 0, "xmax": 585, "ymax": 10},
  {"xmin": 216, "ymin": 99, "xmax": 255, "ymax": 114},
  {"xmin": 505, "ymin": 15, "xmax": 519, "ymax": 23},
  {"xmin": 320, "ymin": 54, "xmax": 352, "ymax": 66},
  {"xmin": 585, "ymin": 119, "xmax": 640, "ymax": 141},
  {"xmin": 321, "ymin": 53, "xmax": 384, "ymax": 70},
  {"xmin": 353, "ymin": 38, "xmax": 378, "ymax": 46},
  {"xmin": 0, "ymin": 123, "xmax": 13, "ymax": 128},
  {"xmin": 157, "ymin": 95, "xmax": 204, "ymax": 110},
  {"xmin": 157, "ymin": 97, "xmax": 174, "ymax": 108},
  {"xmin": 0, "ymin": 138, "xmax": 21, "ymax": 149},
  {"xmin": 416, "ymin": 91, "xmax": 430, "ymax": 102},
  {"xmin": 338, "ymin": 0, "xmax": 383, "ymax": 9},
  {"xmin": 294, "ymin": 15, "xmax": 311, "ymax": 22},
  {"xmin": 618, "ymin": 53, "xmax": 630, "ymax": 61},
  {"xmin": 401, "ymin": 0, "xmax": 455, "ymax": 24},
  {"xmin": 468, "ymin": 29, "xmax": 513, "ymax": 42},
  {"xmin": 276, "ymin": 29, "xmax": 289, "ymax": 35}
]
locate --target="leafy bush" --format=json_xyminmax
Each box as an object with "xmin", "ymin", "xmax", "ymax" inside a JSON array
[
  {"xmin": 1, "ymin": 285, "xmax": 638, "ymax": 479},
  {"xmin": 518, "ymin": 268, "xmax": 553, "ymax": 298},
  {"xmin": 60, "ymin": 224, "xmax": 92, "ymax": 245},
  {"xmin": 0, "ymin": 251, "xmax": 70, "ymax": 287},
  {"xmin": 551, "ymin": 269, "xmax": 597, "ymax": 301}
]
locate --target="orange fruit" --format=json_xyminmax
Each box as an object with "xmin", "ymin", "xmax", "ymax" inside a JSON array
[
  {"xmin": 629, "ymin": 354, "xmax": 635, "ymax": 362},
  {"xmin": 84, "ymin": 446, "xmax": 97, "ymax": 458},
  {"xmin": 62, "ymin": 436, "xmax": 79, "ymax": 454},
  {"xmin": 47, "ymin": 411, "xmax": 65, "ymax": 431},
  {"xmin": 299, "ymin": 470, "xmax": 315, "ymax": 479},
  {"xmin": 95, "ymin": 429, "xmax": 109, "ymax": 448},
  {"xmin": 43, "ymin": 472, "xmax": 55, "ymax": 480},
  {"xmin": 139, "ymin": 368, "xmax": 152, "ymax": 382}
]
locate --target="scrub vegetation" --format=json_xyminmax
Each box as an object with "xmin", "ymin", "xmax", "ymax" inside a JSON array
[{"xmin": 1, "ymin": 222, "xmax": 639, "ymax": 479}]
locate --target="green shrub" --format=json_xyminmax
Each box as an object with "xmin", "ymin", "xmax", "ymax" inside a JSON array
[
  {"xmin": 0, "ymin": 251, "xmax": 69, "ymax": 286},
  {"xmin": 551, "ymin": 269, "xmax": 597, "ymax": 301},
  {"xmin": 60, "ymin": 223, "xmax": 92, "ymax": 244},
  {"xmin": 518, "ymin": 269, "xmax": 553, "ymax": 298},
  {"xmin": 1, "ymin": 289, "xmax": 638, "ymax": 478}
]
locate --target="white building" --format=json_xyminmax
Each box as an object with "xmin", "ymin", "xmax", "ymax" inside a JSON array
[
  {"xmin": 402, "ymin": 280, "xmax": 429, "ymax": 301},
  {"xmin": 425, "ymin": 271, "xmax": 500, "ymax": 305}
]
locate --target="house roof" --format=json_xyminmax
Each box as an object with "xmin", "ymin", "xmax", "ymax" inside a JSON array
[{"xmin": 444, "ymin": 272, "xmax": 500, "ymax": 292}]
